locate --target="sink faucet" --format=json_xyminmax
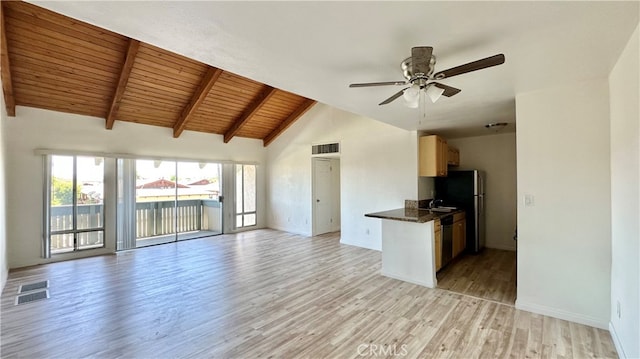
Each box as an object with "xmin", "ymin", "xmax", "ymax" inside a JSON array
[{"xmin": 429, "ymin": 199, "xmax": 443, "ymax": 209}]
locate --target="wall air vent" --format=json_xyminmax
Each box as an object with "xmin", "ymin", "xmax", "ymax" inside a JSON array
[{"xmin": 312, "ymin": 142, "xmax": 340, "ymax": 156}]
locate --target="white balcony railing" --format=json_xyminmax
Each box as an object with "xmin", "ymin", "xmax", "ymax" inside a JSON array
[{"xmin": 50, "ymin": 199, "xmax": 221, "ymax": 252}]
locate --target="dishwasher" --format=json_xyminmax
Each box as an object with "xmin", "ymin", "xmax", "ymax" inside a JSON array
[{"xmin": 441, "ymin": 216, "xmax": 454, "ymax": 267}]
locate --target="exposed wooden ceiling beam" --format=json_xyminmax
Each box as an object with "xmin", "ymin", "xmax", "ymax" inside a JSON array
[
  {"xmin": 173, "ymin": 67, "xmax": 223, "ymax": 138},
  {"xmin": 223, "ymin": 86, "xmax": 277, "ymax": 143},
  {"xmin": 263, "ymin": 99, "xmax": 317, "ymax": 147},
  {"xmin": 106, "ymin": 39, "xmax": 140, "ymax": 129},
  {"xmin": 0, "ymin": 2, "xmax": 16, "ymax": 116}
]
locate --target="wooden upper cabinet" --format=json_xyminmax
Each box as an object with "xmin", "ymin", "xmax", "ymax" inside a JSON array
[
  {"xmin": 419, "ymin": 135, "xmax": 448, "ymax": 177},
  {"xmin": 447, "ymin": 146, "xmax": 460, "ymax": 166}
]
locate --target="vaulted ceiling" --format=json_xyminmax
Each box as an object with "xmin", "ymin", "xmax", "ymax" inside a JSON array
[
  {"xmin": 2, "ymin": 2, "xmax": 639, "ymax": 140},
  {"xmin": 0, "ymin": 1, "xmax": 316, "ymax": 146}
]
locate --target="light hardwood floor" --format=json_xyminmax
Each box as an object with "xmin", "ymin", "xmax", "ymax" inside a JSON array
[
  {"xmin": 1, "ymin": 230, "xmax": 615, "ymax": 358},
  {"xmin": 437, "ymin": 248, "xmax": 517, "ymax": 305}
]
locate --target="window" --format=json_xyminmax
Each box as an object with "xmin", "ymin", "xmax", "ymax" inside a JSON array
[
  {"xmin": 235, "ymin": 164, "xmax": 256, "ymax": 228},
  {"xmin": 116, "ymin": 158, "xmax": 224, "ymax": 251},
  {"xmin": 47, "ymin": 155, "xmax": 105, "ymax": 254}
]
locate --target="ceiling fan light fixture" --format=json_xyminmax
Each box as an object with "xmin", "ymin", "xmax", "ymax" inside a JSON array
[
  {"xmin": 426, "ymin": 84, "xmax": 445, "ymax": 103},
  {"xmin": 403, "ymin": 84, "xmax": 420, "ymax": 108}
]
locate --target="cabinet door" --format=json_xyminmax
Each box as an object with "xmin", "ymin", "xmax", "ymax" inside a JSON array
[
  {"xmin": 419, "ymin": 136, "xmax": 437, "ymax": 177},
  {"xmin": 460, "ymin": 220, "xmax": 466, "ymax": 252},
  {"xmin": 419, "ymin": 135, "xmax": 448, "ymax": 177},
  {"xmin": 434, "ymin": 229, "xmax": 442, "ymax": 271},
  {"xmin": 453, "ymin": 220, "xmax": 465, "ymax": 257},
  {"xmin": 447, "ymin": 147, "xmax": 460, "ymax": 166},
  {"xmin": 438, "ymin": 137, "xmax": 448, "ymax": 176},
  {"xmin": 447, "ymin": 147, "xmax": 455, "ymax": 165}
]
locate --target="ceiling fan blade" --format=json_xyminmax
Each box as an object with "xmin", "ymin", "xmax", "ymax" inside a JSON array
[
  {"xmin": 432, "ymin": 82, "xmax": 461, "ymax": 97},
  {"xmin": 433, "ymin": 54, "xmax": 505, "ymax": 79},
  {"xmin": 379, "ymin": 88, "xmax": 408, "ymax": 105},
  {"xmin": 349, "ymin": 81, "xmax": 406, "ymax": 88},
  {"xmin": 412, "ymin": 46, "xmax": 433, "ymax": 76}
]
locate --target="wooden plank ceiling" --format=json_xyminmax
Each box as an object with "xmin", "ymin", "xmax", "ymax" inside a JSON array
[{"xmin": 0, "ymin": 1, "xmax": 316, "ymax": 146}]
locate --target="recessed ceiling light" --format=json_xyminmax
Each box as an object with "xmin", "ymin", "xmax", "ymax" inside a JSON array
[{"xmin": 485, "ymin": 122, "xmax": 508, "ymax": 129}]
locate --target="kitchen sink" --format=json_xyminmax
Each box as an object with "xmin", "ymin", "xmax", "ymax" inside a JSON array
[{"xmin": 430, "ymin": 207, "xmax": 456, "ymax": 213}]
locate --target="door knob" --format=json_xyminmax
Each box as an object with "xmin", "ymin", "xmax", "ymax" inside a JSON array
[{"xmin": 316, "ymin": 199, "xmax": 320, "ymax": 202}]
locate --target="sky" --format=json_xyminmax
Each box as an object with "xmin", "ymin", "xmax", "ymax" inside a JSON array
[{"xmin": 52, "ymin": 156, "xmax": 221, "ymax": 183}]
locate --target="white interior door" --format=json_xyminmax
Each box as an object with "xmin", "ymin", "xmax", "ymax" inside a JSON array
[{"xmin": 313, "ymin": 158, "xmax": 333, "ymax": 235}]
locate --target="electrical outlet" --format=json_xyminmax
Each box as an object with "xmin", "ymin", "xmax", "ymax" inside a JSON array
[
  {"xmin": 616, "ymin": 301, "xmax": 621, "ymax": 319},
  {"xmin": 366, "ymin": 229, "xmax": 370, "ymax": 235},
  {"xmin": 524, "ymin": 194, "xmax": 535, "ymax": 207}
]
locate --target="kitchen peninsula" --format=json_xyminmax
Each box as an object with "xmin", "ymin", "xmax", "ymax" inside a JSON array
[{"xmin": 365, "ymin": 206, "xmax": 464, "ymax": 288}]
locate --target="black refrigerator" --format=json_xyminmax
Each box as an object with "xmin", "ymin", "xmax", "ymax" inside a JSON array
[{"xmin": 435, "ymin": 170, "xmax": 485, "ymax": 253}]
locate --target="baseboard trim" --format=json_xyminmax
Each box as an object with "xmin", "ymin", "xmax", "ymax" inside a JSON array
[
  {"xmin": 381, "ymin": 270, "xmax": 435, "ymax": 289},
  {"xmin": 609, "ymin": 322, "xmax": 627, "ymax": 358},
  {"xmin": 0, "ymin": 266, "xmax": 7, "ymax": 295},
  {"xmin": 515, "ymin": 299, "xmax": 608, "ymax": 329},
  {"xmin": 266, "ymin": 225, "xmax": 311, "ymax": 237},
  {"xmin": 485, "ymin": 244, "xmax": 517, "ymax": 251},
  {"xmin": 339, "ymin": 239, "xmax": 380, "ymax": 251}
]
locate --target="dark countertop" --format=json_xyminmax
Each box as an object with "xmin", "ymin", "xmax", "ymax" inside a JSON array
[{"xmin": 365, "ymin": 208, "xmax": 463, "ymax": 223}]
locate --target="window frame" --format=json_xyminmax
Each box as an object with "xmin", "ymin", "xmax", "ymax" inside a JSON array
[
  {"xmin": 235, "ymin": 164, "xmax": 257, "ymax": 229},
  {"xmin": 45, "ymin": 155, "xmax": 106, "ymax": 256}
]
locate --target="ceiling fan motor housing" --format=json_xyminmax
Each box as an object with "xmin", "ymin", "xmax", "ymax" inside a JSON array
[{"xmin": 401, "ymin": 55, "xmax": 436, "ymax": 80}]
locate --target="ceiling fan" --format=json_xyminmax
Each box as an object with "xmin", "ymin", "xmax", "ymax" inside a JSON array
[{"xmin": 349, "ymin": 46, "xmax": 505, "ymax": 107}]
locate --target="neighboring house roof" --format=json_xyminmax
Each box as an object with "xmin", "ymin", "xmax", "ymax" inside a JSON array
[
  {"xmin": 189, "ymin": 179, "xmax": 211, "ymax": 186},
  {"xmin": 136, "ymin": 179, "xmax": 188, "ymax": 189}
]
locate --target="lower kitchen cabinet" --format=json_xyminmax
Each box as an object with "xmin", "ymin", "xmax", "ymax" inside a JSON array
[
  {"xmin": 434, "ymin": 219, "xmax": 442, "ymax": 271},
  {"xmin": 452, "ymin": 212, "xmax": 466, "ymax": 257}
]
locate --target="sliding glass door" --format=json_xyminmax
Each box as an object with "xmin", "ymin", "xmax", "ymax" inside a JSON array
[
  {"xmin": 176, "ymin": 162, "xmax": 222, "ymax": 240},
  {"xmin": 116, "ymin": 159, "xmax": 223, "ymax": 250},
  {"xmin": 135, "ymin": 159, "xmax": 178, "ymax": 247},
  {"xmin": 44, "ymin": 155, "xmax": 230, "ymax": 254}
]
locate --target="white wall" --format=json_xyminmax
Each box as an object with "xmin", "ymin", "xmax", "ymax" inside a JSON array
[
  {"xmin": 331, "ymin": 158, "xmax": 341, "ymax": 232},
  {"xmin": 266, "ymin": 103, "xmax": 418, "ymax": 250},
  {"xmin": 515, "ymin": 78, "xmax": 612, "ymax": 328},
  {"xmin": 608, "ymin": 24, "xmax": 639, "ymax": 359},
  {"xmin": 3, "ymin": 107, "xmax": 267, "ymax": 268},
  {"xmin": 448, "ymin": 132, "xmax": 518, "ymax": 251},
  {"xmin": 0, "ymin": 89, "xmax": 8, "ymax": 291},
  {"xmin": 418, "ymin": 176, "xmax": 435, "ymax": 201}
]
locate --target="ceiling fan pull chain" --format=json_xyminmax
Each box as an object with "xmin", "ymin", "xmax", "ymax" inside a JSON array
[{"xmin": 421, "ymin": 91, "xmax": 427, "ymax": 121}]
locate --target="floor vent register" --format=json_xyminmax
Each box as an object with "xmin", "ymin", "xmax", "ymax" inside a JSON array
[
  {"xmin": 14, "ymin": 280, "xmax": 50, "ymax": 305},
  {"xmin": 18, "ymin": 280, "xmax": 49, "ymax": 293}
]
